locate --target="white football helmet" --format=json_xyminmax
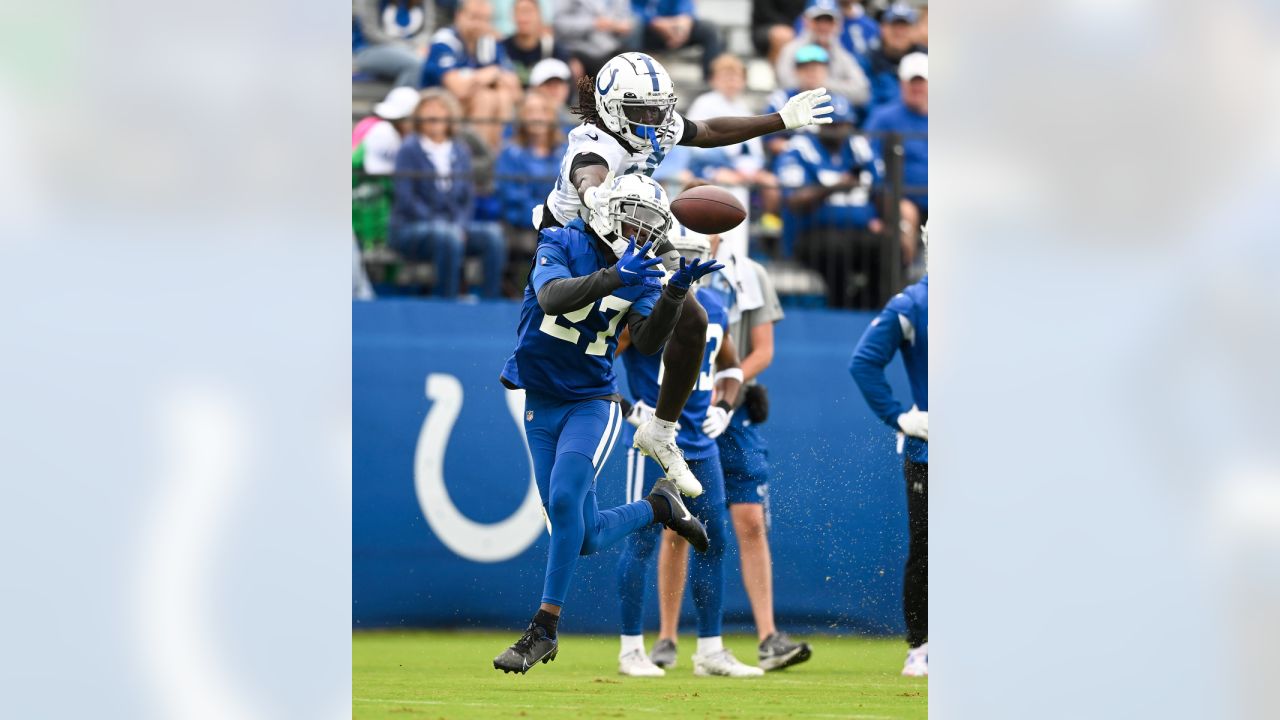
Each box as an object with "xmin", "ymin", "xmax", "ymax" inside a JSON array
[
  {"xmin": 594, "ymin": 52, "xmax": 679, "ymax": 152},
  {"xmin": 588, "ymin": 174, "xmax": 674, "ymax": 257}
]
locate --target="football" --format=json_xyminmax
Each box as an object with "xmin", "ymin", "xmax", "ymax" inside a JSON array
[{"xmin": 669, "ymin": 185, "xmax": 747, "ymax": 235}]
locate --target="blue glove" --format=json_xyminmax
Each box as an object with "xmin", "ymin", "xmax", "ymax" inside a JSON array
[
  {"xmin": 667, "ymin": 257, "xmax": 725, "ymax": 290},
  {"xmin": 615, "ymin": 236, "xmax": 665, "ymax": 286}
]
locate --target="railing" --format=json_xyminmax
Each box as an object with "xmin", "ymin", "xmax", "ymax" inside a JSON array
[{"xmin": 354, "ymin": 124, "xmax": 926, "ymax": 308}]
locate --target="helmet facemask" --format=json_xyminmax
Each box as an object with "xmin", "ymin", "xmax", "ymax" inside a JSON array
[
  {"xmin": 610, "ymin": 196, "xmax": 672, "ymax": 254},
  {"xmin": 619, "ymin": 97, "xmax": 677, "ymax": 153}
]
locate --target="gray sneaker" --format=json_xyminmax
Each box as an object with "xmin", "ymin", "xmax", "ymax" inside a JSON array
[
  {"xmin": 650, "ymin": 638, "xmax": 678, "ymax": 668},
  {"xmin": 758, "ymin": 631, "xmax": 811, "ymax": 671}
]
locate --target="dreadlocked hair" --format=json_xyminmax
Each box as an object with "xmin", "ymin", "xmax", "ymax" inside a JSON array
[{"xmin": 571, "ymin": 75, "xmax": 602, "ymax": 125}]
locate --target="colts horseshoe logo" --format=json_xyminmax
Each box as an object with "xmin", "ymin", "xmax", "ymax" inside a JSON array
[
  {"xmin": 596, "ymin": 67, "xmax": 619, "ymax": 96},
  {"xmin": 413, "ymin": 373, "xmax": 547, "ymax": 563}
]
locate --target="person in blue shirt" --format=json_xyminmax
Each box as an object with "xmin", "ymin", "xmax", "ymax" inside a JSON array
[
  {"xmin": 421, "ymin": 0, "xmax": 522, "ymax": 147},
  {"xmin": 864, "ymin": 51, "xmax": 928, "ymax": 269},
  {"xmin": 613, "ymin": 229, "xmax": 766, "ymax": 678},
  {"xmin": 848, "ymin": 225, "xmax": 928, "ymax": 676},
  {"xmin": 493, "ymin": 173, "xmax": 723, "ymax": 674},
  {"xmin": 865, "ymin": 2, "xmax": 926, "ymax": 111},
  {"xmin": 774, "ymin": 92, "xmax": 882, "ymax": 306},
  {"xmin": 496, "ymin": 93, "xmax": 567, "ymax": 228},
  {"xmin": 629, "ymin": 0, "xmax": 724, "ymax": 81},
  {"xmin": 389, "ymin": 89, "xmax": 506, "ymax": 297}
]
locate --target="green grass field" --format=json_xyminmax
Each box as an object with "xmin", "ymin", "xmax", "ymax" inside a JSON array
[{"xmin": 354, "ymin": 630, "xmax": 927, "ymax": 719}]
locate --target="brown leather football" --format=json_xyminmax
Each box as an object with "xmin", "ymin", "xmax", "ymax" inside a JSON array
[{"xmin": 669, "ymin": 185, "xmax": 747, "ymax": 234}]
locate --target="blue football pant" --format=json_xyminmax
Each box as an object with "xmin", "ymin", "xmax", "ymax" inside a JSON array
[
  {"xmin": 524, "ymin": 393, "xmax": 655, "ymax": 608},
  {"xmin": 617, "ymin": 449, "xmax": 727, "ymax": 638}
]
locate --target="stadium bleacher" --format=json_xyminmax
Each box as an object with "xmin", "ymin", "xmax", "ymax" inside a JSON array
[{"xmin": 353, "ymin": 0, "xmax": 928, "ymax": 308}]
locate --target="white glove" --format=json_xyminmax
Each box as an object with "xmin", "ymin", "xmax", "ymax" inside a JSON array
[
  {"xmin": 583, "ymin": 184, "xmax": 612, "ymax": 214},
  {"xmin": 779, "ymin": 87, "xmax": 834, "ymax": 130},
  {"xmin": 626, "ymin": 399, "xmax": 656, "ymax": 428},
  {"xmin": 701, "ymin": 404, "xmax": 733, "ymax": 439},
  {"xmin": 897, "ymin": 405, "xmax": 928, "ymax": 441}
]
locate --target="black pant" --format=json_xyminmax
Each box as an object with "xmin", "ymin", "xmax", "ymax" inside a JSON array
[
  {"xmin": 903, "ymin": 457, "xmax": 928, "ymax": 648},
  {"xmin": 795, "ymin": 226, "xmax": 883, "ymax": 309}
]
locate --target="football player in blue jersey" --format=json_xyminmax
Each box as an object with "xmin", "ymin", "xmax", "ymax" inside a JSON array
[
  {"xmin": 493, "ymin": 173, "xmax": 724, "ymax": 674},
  {"xmin": 536, "ymin": 51, "xmax": 835, "ymax": 503},
  {"xmin": 613, "ymin": 228, "xmax": 764, "ymax": 678},
  {"xmin": 849, "ymin": 221, "xmax": 929, "ymax": 676}
]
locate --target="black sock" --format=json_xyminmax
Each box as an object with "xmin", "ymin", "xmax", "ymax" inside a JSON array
[
  {"xmin": 533, "ymin": 609, "xmax": 559, "ymax": 637},
  {"xmin": 646, "ymin": 493, "xmax": 673, "ymax": 524}
]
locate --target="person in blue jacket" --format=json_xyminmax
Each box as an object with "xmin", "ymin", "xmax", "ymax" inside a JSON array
[
  {"xmin": 389, "ymin": 89, "xmax": 506, "ymax": 297},
  {"xmin": 848, "ymin": 223, "xmax": 928, "ymax": 677},
  {"xmin": 493, "ymin": 173, "xmax": 723, "ymax": 674}
]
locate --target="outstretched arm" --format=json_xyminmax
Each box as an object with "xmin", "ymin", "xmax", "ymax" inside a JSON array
[
  {"xmin": 535, "ymin": 237, "xmax": 664, "ymax": 315},
  {"xmin": 681, "ymin": 88, "xmax": 834, "ymax": 148}
]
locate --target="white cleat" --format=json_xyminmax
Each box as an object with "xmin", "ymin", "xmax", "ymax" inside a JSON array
[
  {"xmin": 901, "ymin": 643, "xmax": 928, "ymax": 677},
  {"xmin": 633, "ymin": 420, "xmax": 702, "ymax": 497},
  {"xmin": 693, "ymin": 649, "xmax": 765, "ymax": 677},
  {"xmin": 619, "ymin": 648, "xmax": 666, "ymax": 677}
]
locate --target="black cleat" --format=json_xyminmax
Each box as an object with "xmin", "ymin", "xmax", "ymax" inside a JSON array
[
  {"xmin": 493, "ymin": 622, "xmax": 558, "ymax": 674},
  {"xmin": 649, "ymin": 478, "xmax": 709, "ymax": 552},
  {"xmin": 758, "ymin": 631, "xmax": 812, "ymax": 671}
]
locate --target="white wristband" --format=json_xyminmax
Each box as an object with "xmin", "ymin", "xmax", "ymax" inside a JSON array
[{"xmin": 714, "ymin": 368, "xmax": 744, "ymax": 384}]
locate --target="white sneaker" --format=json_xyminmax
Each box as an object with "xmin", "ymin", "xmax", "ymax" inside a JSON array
[
  {"xmin": 901, "ymin": 643, "xmax": 928, "ymax": 677},
  {"xmin": 693, "ymin": 648, "xmax": 765, "ymax": 677},
  {"xmin": 633, "ymin": 420, "xmax": 702, "ymax": 497},
  {"xmin": 619, "ymin": 648, "xmax": 666, "ymax": 677}
]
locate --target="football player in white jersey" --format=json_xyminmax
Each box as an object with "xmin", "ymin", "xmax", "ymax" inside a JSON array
[{"xmin": 534, "ymin": 51, "xmax": 833, "ymax": 497}]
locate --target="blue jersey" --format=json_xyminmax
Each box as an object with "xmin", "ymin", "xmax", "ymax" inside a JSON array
[
  {"xmin": 774, "ymin": 132, "xmax": 880, "ymax": 253},
  {"xmin": 849, "ymin": 275, "xmax": 928, "ymax": 462},
  {"xmin": 420, "ymin": 27, "xmax": 512, "ymax": 88},
  {"xmin": 841, "ymin": 11, "xmax": 880, "ymax": 73},
  {"xmin": 501, "ymin": 218, "xmax": 662, "ymax": 401},
  {"xmin": 621, "ymin": 288, "xmax": 729, "ymax": 461}
]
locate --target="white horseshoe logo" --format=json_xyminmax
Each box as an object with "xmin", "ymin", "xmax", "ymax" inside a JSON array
[{"xmin": 414, "ymin": 373, "xmax": 546, "ymax": 562}]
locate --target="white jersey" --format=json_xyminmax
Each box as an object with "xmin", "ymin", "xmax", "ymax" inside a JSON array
[{"xmin": 544, "ymin": 113, "xmax": 688, "ymax": 226}]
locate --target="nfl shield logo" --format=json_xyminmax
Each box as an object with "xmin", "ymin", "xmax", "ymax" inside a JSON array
[{"xmin": 526, "ymin": 410, "xmax": 534, "ymax": 422}]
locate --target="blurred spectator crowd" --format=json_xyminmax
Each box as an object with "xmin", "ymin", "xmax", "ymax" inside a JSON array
[{"xmin": 353, "ymin": 0, "xmax": 927, "ymax": 308}]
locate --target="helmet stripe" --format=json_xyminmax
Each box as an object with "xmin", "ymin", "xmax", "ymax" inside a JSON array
[{"xmin": 638, "ymin": 55, "xmax": 660, "ymax": 92}]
